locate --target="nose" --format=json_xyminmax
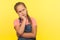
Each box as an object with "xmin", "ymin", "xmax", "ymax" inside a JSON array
[{"xmin": 21, "ymin": 12, "xmax": 24, "ymax": 14}]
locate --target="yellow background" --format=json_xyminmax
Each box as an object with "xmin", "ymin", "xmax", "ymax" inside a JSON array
[{"xmin": 0, "ymin": 0, "xmax": 60, "ymax": 40}]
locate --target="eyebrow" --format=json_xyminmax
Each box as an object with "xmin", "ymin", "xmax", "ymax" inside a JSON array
[{"xmin": 22, "ymin": 9, "xmax": 25, "ymax": 11}]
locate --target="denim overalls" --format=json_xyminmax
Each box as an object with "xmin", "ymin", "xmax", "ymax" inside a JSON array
[{"xmin": 18, "ymin": 18, "xmax": 36, "ymax": 40}]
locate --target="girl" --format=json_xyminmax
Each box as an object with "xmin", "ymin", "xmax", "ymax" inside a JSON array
[{"xmin": 14, "ymin": 2, "xmax": 37, "ymax": 40}]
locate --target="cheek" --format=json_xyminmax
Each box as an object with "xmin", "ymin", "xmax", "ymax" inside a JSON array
[{"xmin": 24, "ymin": 10, "xmax": 27, "ymax": 15}]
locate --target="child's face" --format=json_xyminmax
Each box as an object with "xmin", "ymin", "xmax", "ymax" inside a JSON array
[{"xmin": 16, "ymin": 4, "xmax": 27, "ymax": 17}]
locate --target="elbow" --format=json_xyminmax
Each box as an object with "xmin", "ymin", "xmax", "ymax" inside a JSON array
[
  {"xmin": 33, "ymin": 35, "xmax": 36, "ymax": 38},
  {"xmin": 32, "ymin": 33, "xmax": 36, "ymax": 38}
]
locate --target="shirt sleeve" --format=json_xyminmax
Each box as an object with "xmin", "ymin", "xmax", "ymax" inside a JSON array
[
  {"xmin": 31, "ymin": 17, "xmax": 37, "ymax": 26},
  {"xmin": 14, "ymin": 19, "xmax": 20, "ymax": 27}
]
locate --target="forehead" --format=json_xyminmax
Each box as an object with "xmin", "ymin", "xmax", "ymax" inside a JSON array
[{"xmin": 16, "ymin": 4, "xmax": 25, "ymax": 11}]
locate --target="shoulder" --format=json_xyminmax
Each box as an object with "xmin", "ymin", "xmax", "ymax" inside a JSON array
[
  {"xmin": 13, "ymin": 18, "xmax": 20, "ymax": 26},
  {"xmin": 30, "ymin": 17, "xmax": 37, "ymax": 26}
]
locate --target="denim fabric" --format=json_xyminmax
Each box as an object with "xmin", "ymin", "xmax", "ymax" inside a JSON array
[{"xmin": 18, "ymin": 24, "xmax": 36, "ymax": 40}]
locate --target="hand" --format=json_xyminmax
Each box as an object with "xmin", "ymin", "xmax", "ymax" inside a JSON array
[{"xmin": 19, "ymin": 15, "xmax": 26, "ymax": 21}]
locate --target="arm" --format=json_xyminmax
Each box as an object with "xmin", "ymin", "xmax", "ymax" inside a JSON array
[
  {"xmin": 21, "ymin": 18, "xmax": 37, "ymax": 38},
  {"xmin": 21, "ymin": 25, "xmax": 37, "ymax": 38},
  {"xmin": 14, "ymin": 19, "xmax": 26, "ymax": 36}
]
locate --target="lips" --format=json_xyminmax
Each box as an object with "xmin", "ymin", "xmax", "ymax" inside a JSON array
[{"xmin": 22, "ymin": 14, "xmax": 26, "ymax": 17}]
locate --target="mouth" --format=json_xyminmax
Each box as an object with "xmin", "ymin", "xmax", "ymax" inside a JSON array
[{"xmin": 22, "ymin": 15, "xmax": 26, "ymax": 17}]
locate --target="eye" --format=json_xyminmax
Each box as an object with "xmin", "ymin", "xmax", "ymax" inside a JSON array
[
  {"xmin": 19, "ymin": 11, "xmax": 21, "ymax": 13},
  {"xmin": 22, "ymin": 9, "xmax": 25, "ymax": 11}
]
